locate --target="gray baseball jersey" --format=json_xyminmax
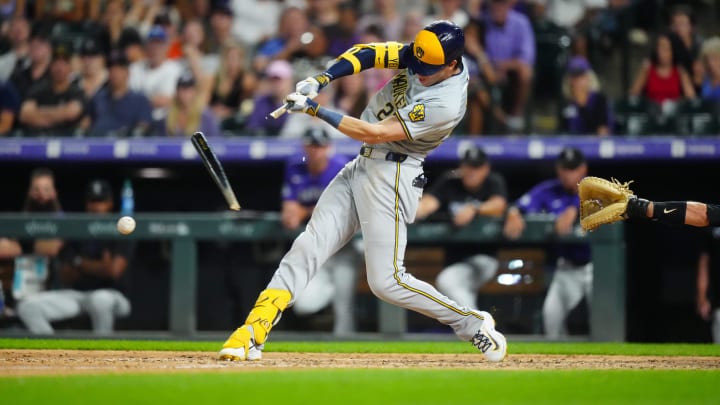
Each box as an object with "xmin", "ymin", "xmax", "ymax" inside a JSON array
[
  {"xmin": 360, "ymin": 59, "xmax": 469, "ymax": 159},
  {"xmin": 266, "ymin": 55, "xmax": 489, "ymax": 343}
]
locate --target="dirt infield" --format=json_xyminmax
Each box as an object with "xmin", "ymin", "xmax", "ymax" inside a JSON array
[{"xmin": 1, "ymin": 350, "xmax": 719, "ymax": 376}]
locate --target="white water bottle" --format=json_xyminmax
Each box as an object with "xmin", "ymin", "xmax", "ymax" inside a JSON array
[{"xmin": 121, "ymin": 179, "xmax": 135, "ymax": 215}]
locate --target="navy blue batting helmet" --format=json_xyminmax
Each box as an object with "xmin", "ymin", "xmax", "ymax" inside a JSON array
[{"xmin": 406, "ymin": 20, "xmax": 465, "ymax": 76}]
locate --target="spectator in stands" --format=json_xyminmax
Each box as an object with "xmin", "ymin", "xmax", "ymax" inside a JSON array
[
  {"xmin": 165, "ymin": 72, "xmax": 220, "ymax": 137},
  {"xmin": 333, "ymin": 73, "xmax": 368, "ymax": 118},
  {"xmin": 253, "ymin": 6, "xmax": 327, "ymax": 73},
  {"xmin": 153, "ymin": 11, "xmax": 183, "ymax": 60},
  {"xmin": 559, "ymin": 56, "xmax": 611, "ymax": 135},
  {"xmin": 0, "ymin": 81, "xmax": 20, "ymax": 135},
  {"xmin": 96, "ymin": 0, "xmax": 144, "ymax": 62},
  {"xmin": 0, "ymin": 16, "xmax": 30, "ymax": 82},
  {"xmin": 207, "ymin": 41, "xmax": 256, "ymax": 124},
  {"xmin": 181, "ymin": 18, "xmax": 218, "ymax": 76},
  {"xmin": 484, "ymin": 0, "xmax": 536, "ymax": 133},
  {"xmin": 125, "ymin": 0, "xmax": 175, "ymax": 39},
  {"xmin": 312, "ymin": 1, "xmax": 361, "ymax": 59},
  {"xmin": 176, "ymin": 19, "xmax": 214, "ymax": 104},
  {"xmin": 33, "ymin": 0, "xmax": 89, "ymax": 23},
  {"xmin": 529, "ymin": 0, "xmax": 606, "ymax": 32},
  {"xmin": 0, "ymin": 168, "xmax": 64, "ymax": 318},
  {"xmin": 230, "ymin": 0, "xmax": 283, "ymax": 48},
  {"xmin": 464, "ymin": 17, "xmax": 498, "ymax": 135},
  {"xmin": 282, "ymin": 127, "xmax": 359, "ymax": 335},
  {"xmin": 668, "ymin": 6, "xmax": 702, "ymax": 90},
  {"xmin": 176, "ymin": 0, "xmax": 211, "ymax": 24},
  {"xmin": 9, "ymin": 23, "xmax": 52, "ymax": 101},
  {"xmin": 205, "ymin": 3, "xmax": 236, "ymax": 55},
  {"xmin": 244, "ymin": 60, "xmax": 293, "ymax": 136},
  {"xmin": 356, "ymin": 0, "xmax": 403, "ymax": 41},
  {"xmin": 85, "ymin": 50, "xmax": 153, "ymax": 137},
  {"xmin": 19, "ymin": 41, "xmax": 85, "ymax": 137},
  {"xmin": 415, "ymin": 146, "xmax": 507, "ymax": 308},
  {"xmin": 0, "ymin": 0, "xmax": 25, "ymax": 19},
  {"xmin": 699, "ymin": 37, "xmax": 720, "ymax": 104},
  {"xmin": 630, "ymin": 33, "xmax": 695, "ymax": 108},
  {"xmin": 77, "ymin": 38, "xmax": 108, "ymax": 101},
  {"xmin": 697, "ymin": 227, "xmax": 720, "ymax": 344},
  {"xmin": 504, "ymin": 147, "xmax": 591, "ymax": 339},
  {"xmin": 428, "ymin": 0, "xmax": 469, "ymax": 28},
  {"xmin": 17, "ymin": 179, "xmax": 132, "ymax": 335},
  {"xmin": 399, "ymin": 8, "xmax": 425, "ymax": 43},
  {"xmin": 128, "ymin": 25, "xmax": 182, "ymax": 126}
]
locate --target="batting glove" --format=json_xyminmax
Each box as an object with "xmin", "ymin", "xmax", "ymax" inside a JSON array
[
  {"xmin": 295, "ymin": 73, "xmax": 331, "ymax": 98},
  {"xmin": 285, "ymin": 92, "xmax": 319, "ymax": 116}
]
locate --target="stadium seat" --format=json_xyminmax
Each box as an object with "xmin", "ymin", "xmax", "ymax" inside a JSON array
[
  {"xmin": 613, "ymin": 96, "xmax": 656, "ymax": 135},
  {"xmin": 675, "ymin": 99, "xmax": 720, "ymax": 136},
  {"xmin": 532, "ymin": 21, "xmax": 571, "ymax": 103}
]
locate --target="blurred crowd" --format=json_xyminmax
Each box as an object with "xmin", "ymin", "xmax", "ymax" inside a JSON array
[{"xmin": 0, "ymin": 0, "xmax": 718, "ymax": 138}]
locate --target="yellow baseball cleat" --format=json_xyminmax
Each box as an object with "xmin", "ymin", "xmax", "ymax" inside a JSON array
[
  {"xmin": 218, "ymin": 325, "xmax": 264, "ymax": 361},
  {"xmin": 218, "ymin": 289, "xmax": 292, "ymax": 361}
]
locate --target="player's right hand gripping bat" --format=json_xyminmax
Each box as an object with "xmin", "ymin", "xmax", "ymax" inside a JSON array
[{"xmin": 191, "ymin": 131, "xmax": 241, "ymax": 211}]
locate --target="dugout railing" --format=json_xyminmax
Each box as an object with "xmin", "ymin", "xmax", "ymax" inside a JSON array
[{"xmin": 0, "ymin": 212, "xmax": 625, "ymax": 341}]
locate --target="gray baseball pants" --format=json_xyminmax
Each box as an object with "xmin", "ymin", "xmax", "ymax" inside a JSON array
[
  {"xmin": 267, "ymin": 153, "xmax": 486, "ymax": 340},
  {"xmin": 543, "ymin": 258, "xmax": 593, "ymax": 339},
  {"xmin": 17, "ymin": 289, "xmax": 131, "ymax": 335},
  {"xmin": 436, "ymin": 254, "xmax": 499, "ymax": 308}
]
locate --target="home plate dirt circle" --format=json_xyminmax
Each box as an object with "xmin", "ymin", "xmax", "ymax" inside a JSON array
[{"xmin": 1, "ymin": 350, "xmax": 718, "ymax": 376}]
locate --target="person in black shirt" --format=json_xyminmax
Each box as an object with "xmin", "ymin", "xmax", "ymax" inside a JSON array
[
  {"xmin": 17, "ymin": 179, "xmax": 132, "ymax": 335},
  {"xmin": 0, "ymin": 168, "xmax": 64, "ymax": 318},
  {"xmin": 9, "ymin": 23, "xmax": 52, "ymax": 102},
  {"xmin": 416, "ymin": 146, "xmax": 508, "ymax": 308},
  {"xmin": 18, "ymin": 41, "xmax": 85, "ymax": 137}
]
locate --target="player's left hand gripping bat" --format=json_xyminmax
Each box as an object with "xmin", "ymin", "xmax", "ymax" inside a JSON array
[
  {"xmin": 191, "ymin": 131, "xmax": 241, "ymax": 211},
  {"xmin": 267, "ymin": 93, "xmax": 318, "ymax": 119}
]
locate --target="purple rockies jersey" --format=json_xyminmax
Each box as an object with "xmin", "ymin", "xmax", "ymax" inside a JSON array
[
  {"xmin": 282, "ymin": 155, "xmax": 348, "ymax": 207},
  {"xmin": 516, "ymin": 178, "xmax": 590, "ymax": 264}
]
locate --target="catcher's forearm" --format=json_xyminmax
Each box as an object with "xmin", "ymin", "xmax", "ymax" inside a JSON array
[{"xmin": 640, "ymin": 201, "xmax": 715, "ymax": 227}]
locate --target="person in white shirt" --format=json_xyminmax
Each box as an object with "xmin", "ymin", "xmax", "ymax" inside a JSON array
[
  {"xmin": 0, "ymin": 16, "xmax": 30, "ymax": 82},
  {"xmin": 128, "ymin": 25, "xmax": 182, "ymax": 124}
]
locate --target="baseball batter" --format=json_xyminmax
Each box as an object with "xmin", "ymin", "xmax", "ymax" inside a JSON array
[{"xmin": 219, "ymin": 20, "xmax": 507, "ymax": 362}]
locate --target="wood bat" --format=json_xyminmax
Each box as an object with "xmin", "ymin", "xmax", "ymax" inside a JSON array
[
  {"xmin": 190, "ymin": 132, "xmax": 241, "ymax": 211},
  {"xmin": 267, "ymin": 94, "xmax": 317, "ymax": 119},
  {"xmin": 268, "ymin": 102, "xmax": 292, "ymax": 119}
]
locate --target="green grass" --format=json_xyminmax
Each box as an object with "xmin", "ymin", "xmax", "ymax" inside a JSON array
[
  {"xmin": 2, "ymin": 339, "xmax": 719, "ymax": 404},
  {"xmin": 2, "ymin": 369, "xmax": 719, "ymax": 405},
  {"xmin": 1, "ymin": 338, "xmax": 720, "ymax": 357}
]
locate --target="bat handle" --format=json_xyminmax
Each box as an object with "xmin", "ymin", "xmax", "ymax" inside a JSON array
[{"xmin": 269, "ymin": 102, "xmax": 292, "ymax": 119}]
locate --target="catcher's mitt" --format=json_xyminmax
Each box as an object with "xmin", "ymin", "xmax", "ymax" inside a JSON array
[{"xmin": 578, "ymin": 176, "xmax": 635, "ymax": 231}]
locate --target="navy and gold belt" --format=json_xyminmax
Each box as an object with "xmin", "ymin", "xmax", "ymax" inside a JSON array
[{"xmin": 359, "ymin": 146, "xmax": 408, "ymax": 163}]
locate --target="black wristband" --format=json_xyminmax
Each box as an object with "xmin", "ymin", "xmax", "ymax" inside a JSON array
[
  {"xmin": 625, "ymin": 196, "xmax": 650, "ymax": 220},
  {"xmin": 706, "ymin": 204, "xmax": 720, "ymax": 226},
  {"xmin": 652, "ymin": 201, "xmax": 687, "ymax": 225}
]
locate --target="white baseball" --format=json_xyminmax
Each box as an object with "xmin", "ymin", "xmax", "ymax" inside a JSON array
[{"xmin": 117, "ymin": 216, "xmax": 136, "ymax": 235}]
